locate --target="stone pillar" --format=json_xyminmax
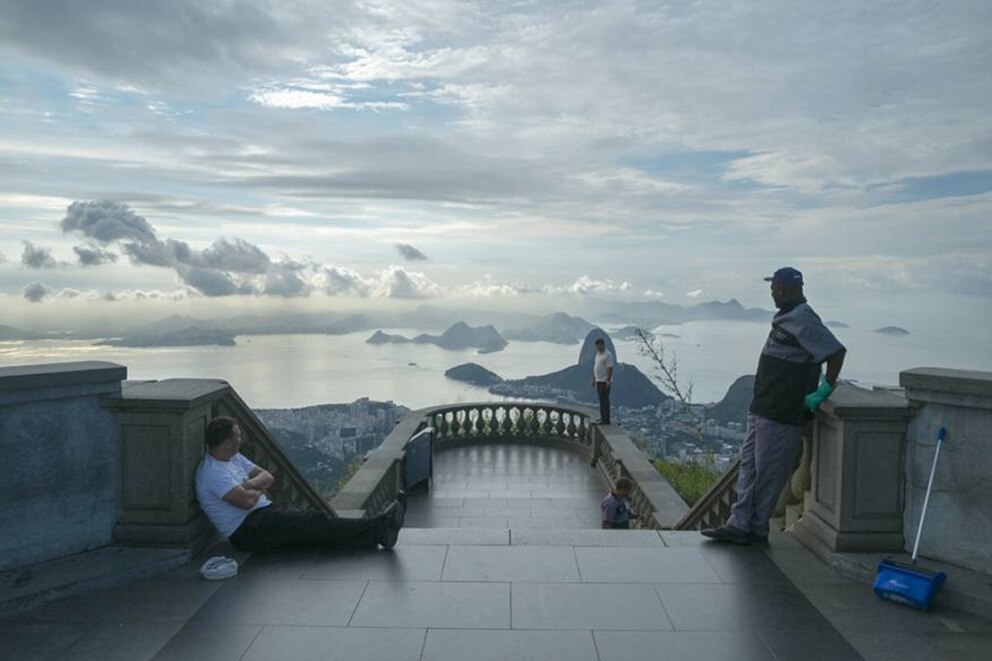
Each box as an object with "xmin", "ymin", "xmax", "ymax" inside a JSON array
[
  {"xmin": 106, "ymin": 379, "xmax": 230, "ymax": 554},
  {"xmin": 900, "ymin": 368, "xmax": 992, "ymax": 574},
  {"xmin": 0, "ymin": 362, "xmax": 126, "ymax": 571},
  {"xmin": 793, "ymin": 385, "xmax": 912, "ymax": 560}
]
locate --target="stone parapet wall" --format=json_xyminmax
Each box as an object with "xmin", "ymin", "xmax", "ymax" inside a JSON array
[
  {"xmin": 901, "ymin": 368, "xmax": 992, "ymax": 574},
  {"xmin": 0, "ymin": 362, "xmax": 126, "ymax": 571}
]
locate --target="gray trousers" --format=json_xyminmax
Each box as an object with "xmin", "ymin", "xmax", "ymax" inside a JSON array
[{"xmin": 727, "ymin": 414, "xmax": 804, "ymax": 536}]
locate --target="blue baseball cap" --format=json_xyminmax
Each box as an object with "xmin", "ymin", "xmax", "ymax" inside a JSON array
[{"xmin": 764, "ymin": 266, "xmax": 804, "ymax": 286}]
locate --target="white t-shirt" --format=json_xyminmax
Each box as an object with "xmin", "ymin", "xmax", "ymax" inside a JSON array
[
  {"xmin": 594, "ymin": 349, "xmax": 615, "ymax": 383},
  {"xmin": 195, "ymin": 453, "xmax": 271, "ymax": 537}
]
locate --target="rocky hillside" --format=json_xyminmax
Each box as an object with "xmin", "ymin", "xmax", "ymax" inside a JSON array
[
  {"xmin": 366, "ymin": 322, "xmax": 508, "ymax": 354},
  {"xmin": 706, "ymin": 374, "xmax": 755, "ymax": 425}
]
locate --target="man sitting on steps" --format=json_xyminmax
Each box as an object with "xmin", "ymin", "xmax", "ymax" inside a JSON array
[{"xmin": 195, "ymin": 416, "xmax": 405, "ymax": 551}]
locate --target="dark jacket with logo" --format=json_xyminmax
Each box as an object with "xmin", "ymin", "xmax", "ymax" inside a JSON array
[{"xmin": 750, "ymin": 301, "xmax": 845, "ymax": 426}]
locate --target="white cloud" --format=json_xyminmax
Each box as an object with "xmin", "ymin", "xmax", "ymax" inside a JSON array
[
  {"xmin": 544, "ymin": 276, "xmax": 634, "ymax": 296},
  {"xmin": 374, "ymin": 265, "xmax": 442, "ymax": 299},
  {"xmin": 685, "ymin": 289, "xmax": 703, "ymax": 299},
  {"xmin": 250, "ymin": 88, "xmax": 346, "ymax": 110},
  {"xmin": 454, "ymin": 275, "xmax": 529, "ymax": 298}
]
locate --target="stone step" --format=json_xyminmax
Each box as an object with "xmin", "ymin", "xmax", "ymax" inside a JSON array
[{"xmin": 0, "ymin": 545, "xmax": 190, "ymax": 617}]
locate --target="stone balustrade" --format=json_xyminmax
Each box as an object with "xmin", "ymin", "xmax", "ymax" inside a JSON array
[{"xmin": 332, "ymin": 401, "xmax": 689, "ymax": 528}]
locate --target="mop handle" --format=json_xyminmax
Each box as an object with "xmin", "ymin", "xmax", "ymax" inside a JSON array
[{"xmin": 911, "ymin": 426, "xmax": 946, "ymax": 563}]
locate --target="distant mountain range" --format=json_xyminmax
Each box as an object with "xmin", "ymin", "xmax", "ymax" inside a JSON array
[
  {"xmin": 96, "ymin": 328, "xmax": 237, "ymax": 348},
  {"xmin": 0, "ymin": 325, "xmax": 43, "ymax": 341},
  {"xmin": 6, "ymin": 300, "xmax": 886, "ymax": 351},
  {"xmin": 326, "ymin": 314, "xmax": 376, "ymax": 335},
  {"xmin": 367, "ymin": 322, "xmax": 508, "ymax": 354},
  {"xmin": 595, "ymin": 298, "xmax": 772, "ymax": 327}
]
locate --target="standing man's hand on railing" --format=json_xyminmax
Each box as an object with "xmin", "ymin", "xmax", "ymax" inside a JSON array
[{"xmin": 804, "ymin": 349, "xmax": 846, "ymax": 413}]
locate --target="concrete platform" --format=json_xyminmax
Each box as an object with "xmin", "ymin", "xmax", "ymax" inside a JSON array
[{"xmin": 2, "ymin": 443, "xmax": 991, "ymax": 660}]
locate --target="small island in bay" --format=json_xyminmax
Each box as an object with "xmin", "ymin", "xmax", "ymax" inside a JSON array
[
  {"xmin": 444, "ymin": 363, "xmax": 504, "ymax": 386},
  {"xmin": 367, "ymin": 330, "xmax": 411, "ymax": 345},
  {"xmin": 825, "ymin": 321, "xmax": 850, "ymax": 329},
  {"xmin": 611, "ymin": 326, "xmax": 680, "ymax": 341},
  {"xmin": 874, "ymin": 326, "xmax": 910, "ymax": 336},
  {"xmin": 610, "ymin": 326, "xmax": 645, "ymax": 341}
]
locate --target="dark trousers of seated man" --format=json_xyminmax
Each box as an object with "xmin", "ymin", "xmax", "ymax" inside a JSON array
[
  {"xmin": 596, "ymin": 381, "xmax": 611, "ymax": 424},
  {"xmin": 229, "ymin": 505, "xmax": 380, "ymax": 551}
]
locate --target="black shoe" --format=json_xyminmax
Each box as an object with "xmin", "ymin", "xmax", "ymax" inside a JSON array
[
  {"xmin": 700, "ymin": 525, "xmax": 750, "ymax": 545},
  {"xmin": 378, "ymin": 520, "xmax": 399, "ymax": 550},
  {"xmin": 592, "ymin": 419, "xmax": 603, "ymax": 424},
  {"xmin": 749, "ymin": 533, "xmax": 769, "ymax": 546},
  {"xmin": 391, "ymin": 495, "xmax": 406, "ymax": 530}
]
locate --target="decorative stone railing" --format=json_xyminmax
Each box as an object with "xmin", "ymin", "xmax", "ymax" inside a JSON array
[
  {"xmin": 429, "ymin": 402, "xmax": 595, "ymax": 452},
  {"xmin": 672, "ymin": 458, "xmax": 742, "ymax": 531},
  {"xmin": 333, "ymin": 401, "xmax": 689, "ymax": 528}
]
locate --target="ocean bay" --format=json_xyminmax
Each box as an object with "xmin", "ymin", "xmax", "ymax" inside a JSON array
[{"xmin": 1, "ymin": 320, "xmax": 988, "ymax": 410}]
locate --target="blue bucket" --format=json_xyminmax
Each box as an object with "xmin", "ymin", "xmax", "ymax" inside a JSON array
[{"xmin": 873, "ymin": 558, "xmax": 946, "ymax": 610}]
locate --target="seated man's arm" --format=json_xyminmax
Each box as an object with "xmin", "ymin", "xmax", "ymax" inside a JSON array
[
  {"xmin": 244, "ymin": 467, "xmax": 274, "ymax": 492},
  {"xmin": 222, "ymin": 485, "xmax": 264, "ymax": 510}
]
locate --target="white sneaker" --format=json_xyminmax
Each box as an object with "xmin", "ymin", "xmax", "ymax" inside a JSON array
[{"xmin": 199, "ymin": 556, "xmax": 239, "ymax": 580}]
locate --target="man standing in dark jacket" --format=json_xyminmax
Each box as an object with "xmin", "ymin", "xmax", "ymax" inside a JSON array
[{"xmin": 703, "ymin": 267, "xmax": 846, "ymax": 545}]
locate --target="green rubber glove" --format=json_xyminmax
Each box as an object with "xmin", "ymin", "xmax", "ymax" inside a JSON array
[{"xmin": 804, "ymin": 377, "xmax": 835, "ymax": 412}]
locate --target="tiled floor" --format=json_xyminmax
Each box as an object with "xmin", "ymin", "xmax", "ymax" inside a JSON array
[{"xmin": 3, "ymin": 445, "xmax": 991, "ymax": 660}]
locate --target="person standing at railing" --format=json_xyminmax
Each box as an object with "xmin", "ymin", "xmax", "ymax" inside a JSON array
[
  {"xmin": 702, "ymin": 267, "xmax": 845, "ymax": 545},
  {"xmin": 195, "ymin": 416, "xmax": 407, "ymax": 551},
  {"xmin": 591, "ymin": 338, "xmax": 615, "ymax": 424}
]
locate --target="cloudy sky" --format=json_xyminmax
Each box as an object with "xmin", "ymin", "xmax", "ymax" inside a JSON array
[{"xmin": 0, "ymin": 0, "xmax": 990, "ymax": 324}]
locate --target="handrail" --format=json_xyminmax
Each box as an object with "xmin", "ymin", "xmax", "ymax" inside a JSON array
[
  {"xmin": 672, "ymin": 458, "xmax": 741, "ymax": 530},
  {"xmin": 591, "ymin": 424, "xmax": 689, "ymax": 529},
  {"xmin": 214, "ymin": 387, "xmax": 336, "ymax": 517}
]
